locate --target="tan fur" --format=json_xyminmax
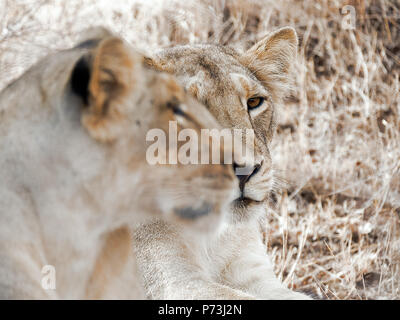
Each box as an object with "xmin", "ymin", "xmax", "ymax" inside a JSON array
[
  {"xmin": 85, "ymin": 227, "xmax": 131, "ymax": 299},
  {"xmin": 134, "ymin": 27, "xmax": 312, "ymax": 300},
  {"xmin": 0, "ymin": 29, "xmax": 238, "ymax": 299}
]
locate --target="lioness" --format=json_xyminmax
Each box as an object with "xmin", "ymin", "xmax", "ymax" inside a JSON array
[
  {"xmin": 134, "ymin": 27, "xmax": 311, "ymax": 299},
  {"xmin": 0, "ymin": 29, "xmax": 239, "ymax": 299}
]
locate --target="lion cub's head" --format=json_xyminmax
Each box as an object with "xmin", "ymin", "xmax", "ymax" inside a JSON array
[{"xmin": 147, "ymin": 27, "xmax": 298, "ymax": 218}]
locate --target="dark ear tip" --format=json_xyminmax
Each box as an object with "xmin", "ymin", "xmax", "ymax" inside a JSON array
[
  {"xmin": 277, "ymin": 26, "xmax": 297, "ymax": 34},
  {"xmin": 272, "ymin": 27, "xmax": 298, "ymax": 45},
  {"xmin": 71, "ymin": 56, "xmax": 91, "ymax": 105}
]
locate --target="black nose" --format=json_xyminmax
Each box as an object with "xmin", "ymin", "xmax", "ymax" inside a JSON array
[{"xmin": 233, "ymin": 162, "xmax": 262, "ymax": 192}]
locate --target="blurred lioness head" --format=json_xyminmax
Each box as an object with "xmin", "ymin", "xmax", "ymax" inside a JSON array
[
  {"xmin": 0, "ymin": 29, "xmax": 237, "ymax": 230},
  {"xmin": 146, "ymin": 27, "xmax": 298, "ymax": 219}
]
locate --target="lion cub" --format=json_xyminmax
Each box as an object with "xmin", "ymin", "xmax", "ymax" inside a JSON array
[{"xmin": 0, "ymin": 29, "xmax": 237, "ymax": 299}]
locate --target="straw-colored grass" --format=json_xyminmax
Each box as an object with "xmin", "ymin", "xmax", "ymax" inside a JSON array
[{"xmin": 1, "ymin": 0, "xmax": 399, "ymax": 299}]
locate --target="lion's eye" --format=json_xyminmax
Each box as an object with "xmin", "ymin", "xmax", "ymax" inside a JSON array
[
  {"xmin": 172, "ymin": 105, "xmax": 186, "ymax": 117},
  {"xmin": 247, "ymin": 97, "xmax": 264, "ymax": 110},
  {"xmin": 167, "ymin": 100, "xmax": 186, "ymax": 117}
]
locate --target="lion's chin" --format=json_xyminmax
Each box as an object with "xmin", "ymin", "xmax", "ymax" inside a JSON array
[
  {"xmin": 229, "ymin": 197, "xmax": 265, "ymax": 220},
  {"xmin": 231, "ymin": 198, "xmax": 264, "ymax": 217},
  {"xmin": 232, "ymin": 197, "xmax": 261, "ymax": 208}
]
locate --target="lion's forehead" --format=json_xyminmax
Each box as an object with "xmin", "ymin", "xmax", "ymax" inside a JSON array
[
  {"xmin": 158, "ymin": 45, "xmax": 274, "ymax": 158},
  {"xmin": 161, "ymin": 45, "xmax": 255, "ymax": 86}
]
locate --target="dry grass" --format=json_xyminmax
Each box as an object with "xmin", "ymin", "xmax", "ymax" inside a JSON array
[{"xmin": 1, "ymin": 0, "xmax": 399, "ymax": 299}]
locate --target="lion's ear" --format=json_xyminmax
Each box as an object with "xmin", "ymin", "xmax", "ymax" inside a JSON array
[
  {"xmin": 240, "ymin": 27, "xmax": 298, "ymax": 100},
  {"xmin": 143, "ymin": 55, "xmax": 173, "ymax": 73},
  {"xmin": 79, "ymin": 37, "xmax": 140, "ymax": 142},
  {"xmin": 88, "ymin": 37, "xmax": 135, "ymax": 117}
]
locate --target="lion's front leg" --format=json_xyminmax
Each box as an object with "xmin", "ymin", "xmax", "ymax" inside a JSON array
[
  {"xmin": 131, "ymin": 220, "xmax": 255, "ymax": 300},
  {"xmin": 215, "ymin": 222, "xmax": 312, "ymax": 300}
]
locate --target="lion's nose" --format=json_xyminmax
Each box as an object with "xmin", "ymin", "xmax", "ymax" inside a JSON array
[{"xmin": 233, "ymin": 161, "xmax": 262, "ymax": 192}]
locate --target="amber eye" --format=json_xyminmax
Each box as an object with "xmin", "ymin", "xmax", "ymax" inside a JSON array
[{"xmin": 247, "ymin": 97, "xmax": 264, "ymax": 110}]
